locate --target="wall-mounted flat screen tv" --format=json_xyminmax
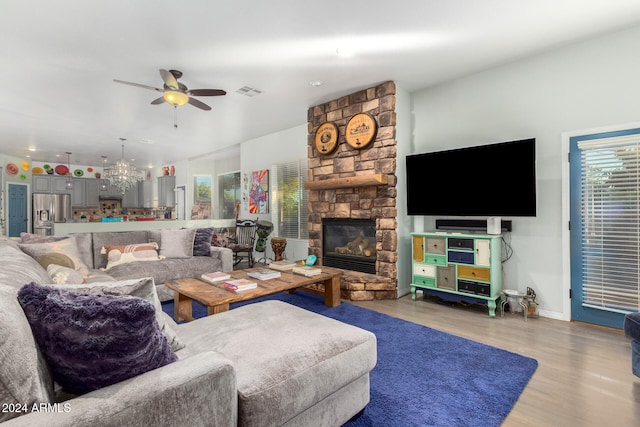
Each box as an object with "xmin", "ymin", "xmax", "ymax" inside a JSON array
[{"xmin": 406, "ymin": 138, "xmax": 536, "ymax": 217}]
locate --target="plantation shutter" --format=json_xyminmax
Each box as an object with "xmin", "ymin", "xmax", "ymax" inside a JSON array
[
  {"xmin": 578, "ymin": 134, "xmax": 640, "ymax": 313},
  {"xmin": 271, "ymin": 160, "xmax": 308, "ymax": 240}
]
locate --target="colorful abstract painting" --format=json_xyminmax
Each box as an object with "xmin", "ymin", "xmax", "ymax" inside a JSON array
[{"xmin": 249, "ymin": 169, "xmax": 269, "ymax": 214}]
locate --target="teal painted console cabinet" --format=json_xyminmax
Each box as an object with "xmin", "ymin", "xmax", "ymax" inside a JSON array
[{"xmin": 411, "ymin": 232, "xmax": 503, "ymax": 316}]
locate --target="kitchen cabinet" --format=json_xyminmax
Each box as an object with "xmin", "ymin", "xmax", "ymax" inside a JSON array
[
  {"xmin": 138, "ymin": 181, "xmax": 153, "ymax": 208},
  {"xmin": 32, "ymin": 175, "xmax": 72, "ymax": 195},
  {"xmin": 71, "ymin": 178, "xmax": 99, "ymax": 207},
  {"xmin": 122, "ymin": 182, "xmax": 139, "ymax": 208},
  {"xmin": 157, "ymin": 176, "xmax": 175, "ymax": 207}
]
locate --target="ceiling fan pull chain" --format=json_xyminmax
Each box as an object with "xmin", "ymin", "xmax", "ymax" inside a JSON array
[{"xmin": 174, "ymin": 105, "xmax": 178, "ymax": 129}]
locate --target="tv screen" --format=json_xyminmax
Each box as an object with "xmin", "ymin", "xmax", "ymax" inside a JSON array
[{"xmin": 406, "ymin": 138, "xmax": 536, "ymax": 217}]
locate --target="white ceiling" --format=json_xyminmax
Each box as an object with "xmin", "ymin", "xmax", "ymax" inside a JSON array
[{"xmin": 2, "ymin": 0, "xmax": 640, "ymax": 169}]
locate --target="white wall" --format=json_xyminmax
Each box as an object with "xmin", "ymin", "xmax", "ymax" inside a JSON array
[
  {"xmin": 240, "ymin": 124, "xmax": 309, "ymax": 262},
  {"xmin": 410, "ymin": 25, "xmax": 640, "ymax": 319}
]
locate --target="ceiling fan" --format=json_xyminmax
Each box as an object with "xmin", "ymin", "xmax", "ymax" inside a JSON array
[{"xmin": 113, "ymin": 69, "xmax": 226, "ymax": 111}]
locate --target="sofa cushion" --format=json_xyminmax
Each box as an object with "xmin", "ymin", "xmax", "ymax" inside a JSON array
[
  {"xmin": 177, "ymin": 300, "xmax": 377, "ymax": 427},
  {"xmin": 60, "ymin": 277, "xmax": 185, "ymax": 352},
  {"xmin": 102, "ymin": 242, "xmax": 162, "ymax": 270},
  {"xmin": 17, "ymin": 283, "xmax": 178, "ymax": 393},
  {"xmin": 0, "ymin": 284, "xmax": 54, "ymax": 422},
  {"xmin": 91, "ymin": 231, "xmax": 149, "ymax": 270},
  {"xmin": 193, "ymin": 227, "xmax": 215, "ymax": 256},
  {"xmin": 19, "ymin": 236, "xmax": 90, "ymax": 278},
  {"xmin": 47, "ymin": 264, "xmax": 85, "ymax": 285},
  {"xmin": 0, "ymin": 238, "xmax": 51, "ymax": 289},
  {"xmin": 160, "ymin": 229, "xmax": 196, "ymax": 259}
]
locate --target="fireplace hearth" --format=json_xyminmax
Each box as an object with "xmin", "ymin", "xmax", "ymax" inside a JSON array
[{"xmin": 322, "ymin": 218, "xmax": 376, "ymax": 274}]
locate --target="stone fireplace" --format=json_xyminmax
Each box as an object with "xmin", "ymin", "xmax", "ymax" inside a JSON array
[{"xmin": 306, "ymin": 81, "xmax": 398, "ymax": 300}]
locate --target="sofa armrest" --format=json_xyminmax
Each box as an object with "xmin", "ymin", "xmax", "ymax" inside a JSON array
[
  {"xmin": 210, "ymin": 246, "xmax": 233, "ymax": 272},
  {"xmin": 2, "ymin": 351, "xmax": 237, "ymax": 427}
]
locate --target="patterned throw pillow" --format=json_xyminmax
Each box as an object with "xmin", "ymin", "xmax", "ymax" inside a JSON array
[
  {"xmin": 18, "ymin": 236, "xmax": 90, "ymax": 277},
  {"xmin": 17, "ymin": 283, "xmax": 178, "ymax": 393},
  {"xmin": 35, "ymin": 252, "xmax": 76, "ymax": 270},
  {"xmin": 47, "ymin": 264, "xmax": 84, "ymax": 285},
  {"xmin": 101, "ymin": 242, "xmax": 161, "ymax": 270},
  {"xmin": 193, "ymin": 227, "xmax": 214, "ymax": 256}
]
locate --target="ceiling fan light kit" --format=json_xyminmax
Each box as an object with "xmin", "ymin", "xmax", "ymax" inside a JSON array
[{"xmin": 164, "ymin": 90, "xmax": 189, "ymax": 106}]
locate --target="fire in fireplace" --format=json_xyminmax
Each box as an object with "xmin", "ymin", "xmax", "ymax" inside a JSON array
[{"xmin": 322, "ymin": 218, "xmax": 376, "ymax": 274}]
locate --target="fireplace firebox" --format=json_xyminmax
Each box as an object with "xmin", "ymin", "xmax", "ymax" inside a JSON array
[{"xmin": 322, "ymin": 218, "xmax": 376, "ymax": 274}]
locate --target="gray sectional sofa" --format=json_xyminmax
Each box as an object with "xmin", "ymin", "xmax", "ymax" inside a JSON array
[
  {"xmin": 19, "ymin": 229, "xmax": 234, "ymax": 301},
  {"xmin": 0, "ymin": 235, "xmax": 377, "ymax": 426}
]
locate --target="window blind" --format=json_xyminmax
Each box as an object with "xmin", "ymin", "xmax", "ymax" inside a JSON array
[
  {"xmin": 271, "ymin": 160, "xmax": 308, "ymax": 240},
  {"xmin": 578, "ymin": 134, "xmax": 640, "ymax": 313}
]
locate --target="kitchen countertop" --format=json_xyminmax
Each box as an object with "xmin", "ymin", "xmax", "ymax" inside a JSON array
[{"xmin": 54, "ymin": 219, "xmax": 235, "ymax": 235}]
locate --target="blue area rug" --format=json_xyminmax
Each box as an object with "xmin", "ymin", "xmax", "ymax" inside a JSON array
[{"xmin": 162, "ymin": 292, "xmax": 537, "ymax": 427}]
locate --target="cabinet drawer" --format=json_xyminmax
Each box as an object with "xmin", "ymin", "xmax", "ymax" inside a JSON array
[
  {"xmin": 457, "ymin": 265, "xmax": 491, "ymax": 282},
  {"xmin": 424, "ymin": 254, "xmax": 446, "ymax": 266},
  {"xmin": 448, "ymin": 238, "xmax": 474, "ymax": 250},
  {"xmin": 447, "ymin": 250, "xmax": 474, "ymax": 264},
  {"xmin": 412, "ymin": 235, "xmax": 425, "ymax": 262},
  {"xmin": 457, "ymin": 280, "xmax": 490, "ymax": 296},
  {"xmin": 413, "ymin": 275, "xmax": 436, "ymax": 288},
  {"xmin": 425, "ymin": 237, "xmax": 446, "ymax": 255},
  {"xmin": 413, "ymin": 263, "xmax": 435, "ymax": 277},
  {"xmin": 437, "ymin": 265, "xmax": 456, "ymax": 290}
]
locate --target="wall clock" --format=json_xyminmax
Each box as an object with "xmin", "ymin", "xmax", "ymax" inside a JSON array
[
  {"xmin": 346, "ymin": 113, "xmax": 377, "ymax": 149},
  {"xmin": 314, "ymin": 122, "xmax": 339, "ymax": 155}
]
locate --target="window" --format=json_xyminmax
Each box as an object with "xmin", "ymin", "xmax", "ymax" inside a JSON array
[
  {"xmin": 218, "ymin": 171, "xmax": 241, "ymax": 219},
  {"xmin": 577, "ymin": 134, "xmax": 640, "ymax": 313},
  {"xmin": 271, "ymin": 160, "xmax": 308, "ymax": 239}
]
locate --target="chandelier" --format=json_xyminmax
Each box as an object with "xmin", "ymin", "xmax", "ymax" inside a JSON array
[{"xmin": 103, "ymin": 138, "xmax": 143, "ymax": 194}]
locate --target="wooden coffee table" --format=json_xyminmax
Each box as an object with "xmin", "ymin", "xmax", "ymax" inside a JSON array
[{"xmin": 165, "ymin": 266, "xmax": 343, "ymax": 322}]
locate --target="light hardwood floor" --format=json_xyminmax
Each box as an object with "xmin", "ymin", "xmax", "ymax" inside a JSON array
[{"xmin": 351, "ymin": 294, "xmax": 640, "ymax": 427}]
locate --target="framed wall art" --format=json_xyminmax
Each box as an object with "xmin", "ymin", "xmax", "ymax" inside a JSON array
[{"xmin": 249, "ymin": 169, "xmax": 269, "ymax": 214}]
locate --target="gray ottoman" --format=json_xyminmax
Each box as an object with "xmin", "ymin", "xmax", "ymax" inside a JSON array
[{"xmin": 177, "ymin": 300, "xmax": 377, "ymax": 427}]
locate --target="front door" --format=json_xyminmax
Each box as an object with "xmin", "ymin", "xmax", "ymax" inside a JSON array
[
  {"xmin": 8, "ymin": 184, "xmax": 28, "ymax": 237},
  {"xmin": 570, "ymin": 128, "xmax": 640, "ymax": 328}
]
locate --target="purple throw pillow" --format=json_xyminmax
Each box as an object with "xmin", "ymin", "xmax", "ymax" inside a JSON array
[
  {"xmin": 193, "ymin": 227, "xmax": 215, "ymax": 256},
  {"xmin": 17, "ymin": 283, "xmax": 177, "ymax": 393}
]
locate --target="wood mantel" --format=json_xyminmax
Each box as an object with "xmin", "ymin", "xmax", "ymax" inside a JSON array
[{"xmin": 304, "ymin": 174, "xmax": 388, "ymax": 190}]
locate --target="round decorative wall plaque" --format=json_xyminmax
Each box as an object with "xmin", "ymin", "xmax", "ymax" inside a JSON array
[
  {"xmin": 314, "ymin": 122, "xmax": 339, "ymax": 155},
  {"xmin": 345, "ymin": 113, "xmax": 377, "ymax": 149}
]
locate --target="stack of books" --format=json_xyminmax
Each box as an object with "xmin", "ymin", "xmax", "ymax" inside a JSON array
[
  {"xmin": 292, "ymin": 265, "xmax": 322, "ymax": 277},
  {"xmin": 247, "ymin": 269, "xmax": 281, "ymax": 280},
  {"xmin": 223, "ymin": 278, "xmax": 257, "ymax": 292},
  {"xmin": 268, "ymin": 260, "xmax": 296, "ymax": 271},
  {"xmin": 200, "ymin": 271, "xmax": 231, "ymax": 284}
]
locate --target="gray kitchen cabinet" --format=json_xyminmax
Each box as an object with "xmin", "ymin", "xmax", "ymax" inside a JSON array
[{"xmin": 157, "ymin": 176, "xmax": 175, "ymax": 207}]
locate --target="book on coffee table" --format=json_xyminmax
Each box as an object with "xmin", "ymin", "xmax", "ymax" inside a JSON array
[
  {"xmin": 247, "ymin": 269, "xmax": 281, "ymax": 280},
  {"xmin": 292, "ymin": 265, "xmax": 322, "ymax": 277},
  {"xmin": 200, "ymin": 271, "xmax": 231, "ymax": 283},
  {"xmin": 268, "ymin": 260, "xmax": 296, "ymax": 271},
  {"xmin": 224, "ymin": 278, "xmax": 258, "ymax": 292}
]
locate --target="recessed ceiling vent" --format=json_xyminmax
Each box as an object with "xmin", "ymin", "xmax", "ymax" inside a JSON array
[{"xmin": 236, "ymin": 86, "xmax": 262, "ymax": 97}]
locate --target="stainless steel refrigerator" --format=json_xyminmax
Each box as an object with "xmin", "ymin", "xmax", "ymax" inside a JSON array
[{"xmin": 32, "ymin": 193, "xmax": 71, "ymax": 235}]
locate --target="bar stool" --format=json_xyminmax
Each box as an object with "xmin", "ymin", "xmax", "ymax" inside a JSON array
[{"xmin": 501, "ymin": 289, "xmax": 528, "ymax": 321}]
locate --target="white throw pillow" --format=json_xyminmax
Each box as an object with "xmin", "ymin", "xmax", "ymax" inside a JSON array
[{"xmin": 159, "ymin": 229, "xmax": 196, "ymax": 259}]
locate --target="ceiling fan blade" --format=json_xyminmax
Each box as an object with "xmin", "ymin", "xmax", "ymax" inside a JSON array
[
  {"xmin": 188, "ymin": 97, "xmax": 212, "ymax": 111},
  {"xmin": 113, "ymin": 79, "xmax": 162, "ymax": 92},
  {"xmin": 150, "ymin": 96, "xmax": 166, "ymax": 105},
  {"xmin": 160, "ymin": 69, "xmax": 179, "ymax": 90},
  {"xmin": 188, "ymin": 89, "xmax": 227, "ymax": 97}
]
